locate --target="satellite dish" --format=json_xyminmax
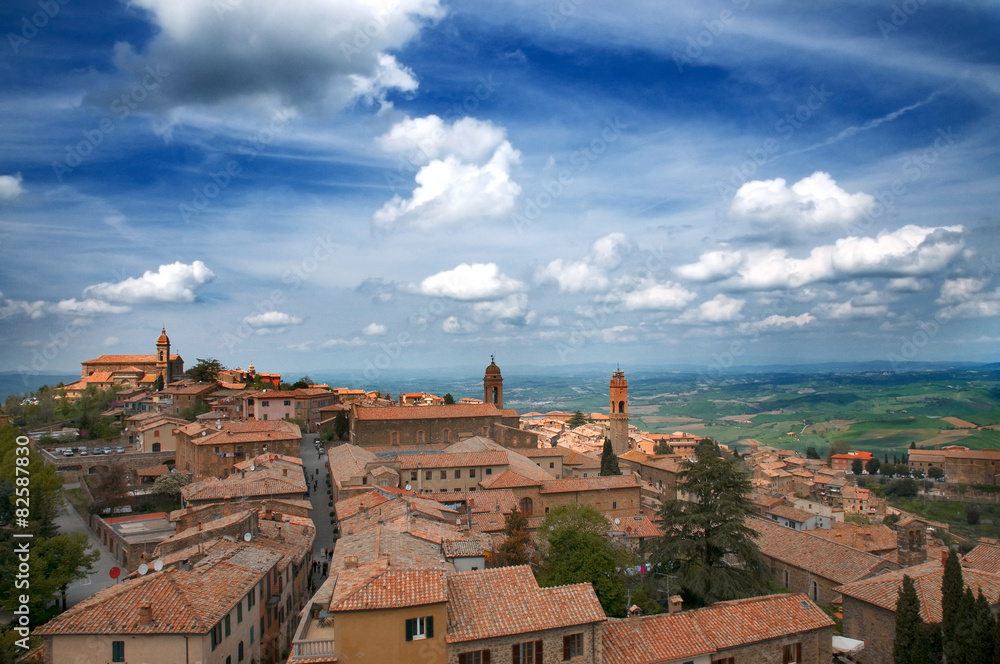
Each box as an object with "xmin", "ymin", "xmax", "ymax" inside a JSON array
[
  {"xmin": 405, "ymin": 484, "xmax": 412, "ymax": 491},
  {"xmin": 614, "ymin": 518, "xmax": 621, "ymax": 525},
  {"xmin": 243, "ymin": 532, "xmax": 252, "ymax": 542},
  {"xmin": 250, "ymin": 464, "xmax": 255, "ymax": 471},
  {"xmin": 137, "ymin": 563, "xmax": 149, "ymax": 575},
  {"xmin": 153, "ymin": 560, "xmax": 164, "ymax": 571}
]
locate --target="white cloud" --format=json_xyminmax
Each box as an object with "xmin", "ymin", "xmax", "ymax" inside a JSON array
[
  {"xmin": 814, "ymin": 300, "xmax": 889, "ymax": 319},
  {"xmin": 730, "ymin": 171, "xmax": 875, "ymax": 231},
  {"xmin": 536, "ymin": 233, "xmax": 628, "ymax": 292},
  {"xmin": 739, "ymin": 313, "xmax": 815, "ymax": 333},
  {"xmin": 441, "ymin": 316, "xmax": 477, "ymax": 334},
  {"xmin": 373, "ymin": 115, "xmax": 521, "ymax": 229},
  {"xmin": 104, "ymin": 336, "xmax": 119, "ymax": 345},
  {"xmin": 472, "ymin": 293, "xmax": 530, "ymax": 323},
  {"xmin": 938, "ymin": 277, "xmax": 985, "ymax": 304},
  {"xmin": 417, "ymin": 263, "xmax": 525, "ymax": 300},
  {"xmin": 676, "ymin": 225, "xmax": 964, "ymax": 290},
  {"xmin": 0, "ymin": 173, "xmax": 24, "ymax": 201},
  {"xmin": 363, "ymin": 322, "xmax": 387, "ymax": 335},
  {"xmin": 108, "ymin": 0, "xmax": 442, "ymax": 113},
  {"xmin": 0, "ymin": 292, "xmax": 48, "ymax": 320},
  {"xmin": 887, "ymin": 277, "xmax": 925, "ymax": 292},
  {"xmin": 53, "ymin": 299, "xmax": 131, "ymax": 316},
  {"xmin": 689, "ymin": 294, "xmax": 745, "ymax": 323},
  {"xmin": 619, "ymin": 280, "xmax": 697, "ymax": 311},
  {"xmin": 319, "ymin": 337, "xmax": 366, "ymax": 348},
  {"xmin": 243, "ymin": 311, "xmax": 304, "ymax": 332},
  {"xmin": 83, "ymin": 261, "xmax": 216, "ymax": 303}
]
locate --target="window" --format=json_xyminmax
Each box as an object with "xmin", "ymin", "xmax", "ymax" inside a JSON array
[
  {"xmin": 426, "ymin": 471, "xmax": 432, "ymax": 480},
  {"xmin": 459, "ymin": 650, "xmax": 490, "ymax": 664},
  {"xmin": 783, "ymin": 569, "xmax": 789, "ymax": 588},
  {"xmin": 485, "ymin": 468, "xmax": 492, "ymax": 476},
  {"xmin": 152, "ymin": 442, "xmax": 161, "ymax": 452},
  {"xmin": 550, "ymin": 462, "xmax": 555, "ymax": 468},
  {"xmin": 470, "ymin": 468, "xmax": 476, "ymax": 478},
  {"xmin": 810, "ymin": 580, "xmax": 819, "ymax": 601},
  {"xmin": 283, "ymin": 400, "xmax": 290, "ymax": 407},
  {"xmin": 225, "ymin": 614, "xmax": 231, "ymax": 637},
  {"xmin": 238, "ymin": 641, "xmax": 244, "ymax": 662},
  {"xmin": 443, "ymin": 429, "xmax": 451, "ymax": 442},
  {"xmin": 411, "ymin": 471, "xmax": 417, "ymax": 481},
  {"xmin": 564, "ymin": 633, "xmax": 583, "ymax": 659},
  {"xmin": 248, "ymin": 588, "xmax": 256, "ymax": 609},
  {"xmin": 227, "ymin": 657, "xmax": 231, "ymax": 664},
  {"xmin": 712, "ymin": 658, "xmax": 735, "ymax": 664},
  {"xmin": 250, "ymin": 626, "xmax": 254, "ymax": 644},
  {"xmin": 440, "ymin": 471, "xmax": 447, "ymax": 480},
  {"xmin": 518, "ymin": 497, "xmax": 533, "ymax": 515},
  {"xmin": 261, "ymin": 400, "xmax": 269, "ymax": 407},
  {"xmin": 455, "ymin": 469, "xmax": 462, "ymax": 479},
  {"xmin": 612, "ymin": 501, "xmax": 617, "ymax": 510},
  {"xmin": 513, "ymin": 641, "xmax": 542, "ymax": 664},
  {"xmin": 211, "ymin": 623, "xmax": 223, "ymax": 650},
  {"xmin": 782, "ymin": 642, "xmax": 802, "ymax": 664},
  {"xmin": 154, "ymin": 429, "xmax": 160, "ymax": 437},
  {"xmin": 391, "ymin": 432, "xmax": 399, "ymax": 445},
  {"xmin": 237, "ymin": 602, "xmax": 243, "ymax": 623},
  {"xmin": 112, "ymin": 641, "xmax": 125, "ymax": 662},
  {"xmin": 405, "ymin": 616, "xmax": 434, "ymax": 641},
  {"xmin": 417, "ymin": 431, "xmax": 425, "ymax": 444}
]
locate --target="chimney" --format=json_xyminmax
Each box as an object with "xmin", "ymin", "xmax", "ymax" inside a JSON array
[
  {"xmin": 197, "ymin": 521, "xmax": 202, "ymax": 531},
  {"xmin": 942, "ymin": 550, "xmax": 948, "ymax": 566},
  {"xmin": 265, "ymin": 507, "xmax": 273, "ymax": 520},
  {"xmin": 283, "ymin": 468, "xmax": 288, "ymax": 476},
  {"xmin": 276, "ymin": 525, "xmax": 283, "ymax": 541},
  {"xmin": 668, "ymin": 595, "xmax": 683, "ymax": 614},
  {"xmin": 344, "ymin": 555, "xmax": 359, "ymax": 569},
  {"xmin": 139, "ymin": 604, "xmax": 153, "ymax": 626}
]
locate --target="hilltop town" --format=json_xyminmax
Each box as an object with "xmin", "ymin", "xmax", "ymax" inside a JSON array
[{"xmin": 4, "ymin": 329, "xmax": 1000, "ymax": 664}]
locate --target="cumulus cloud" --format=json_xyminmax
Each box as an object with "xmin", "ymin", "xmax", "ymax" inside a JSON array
[
  {"xmin": 814, "ymin": 300, "xmax": 889, "ymax": 319},
  {"xmin": 739, "ymin": 313, "xmax": 815, "ymax": 333},
  {"xmin": 618, "ymin": 280, "xmax": 696, "ymax": 311},
  {"xmin": 730, "ymin": 171, "xmax": 874, "ymax": 231},
  {"xmin": 676, "ymin": 225, "xmax": 964, "ymax": 290},
  {"xmin": 83, "ymin": 261, "xmax": 216, "ymax": 303},
  {"xmin": 687, "ymin": 294, "xmax": 746, "ymax": 323},
  {"xmin": 105, "ymin": 0, "xmax": 441, "ymax": 113},
  {"xmin": 939, "ymin": 290, "xmax": 1000, "ymax": 318},
  {"xmin": 887, "ymin": 277, "xmax": 925, "ymax": 292},
  {"xmin": 53, "ymin": 299, "xmax": 131, "ymax": 316},
  {"xmin": 938, "ymin": 277, "xmax": 986, "ymax": 304},
  {"xmin": 417, "ymin": 263, "xmax": 525, "ymax": 300},
  {"xmin": 243, "ymin": 311, "xmax": 304, "ymax": 328},
  {"xmin": 472, "ymin": 293, "xmax": 531, "ymax": 324},
  {"xmin": 373, "ymin": 115, "xmax": 521, "ymax": 228},
  {"xmin": 536, "ymin": 233, "xmax": 628, "ymax": 292},
  {"xmin": 441, "ymin": 316, "xmax": 477, "ymax": 334},
  {"xmin": 319, "ymin": 337, "xmax": 366, "ymax": 348},
  {"xmin": 0, "ymin": 292, "xmax": 47, "ymax": 320},
  {"xmin": 0, "ymin": 173, "xmax": 24, "ymax": 201},
  {"xmin": 363, "ymin": 322, "xmax": 387, "ymax": 335}
]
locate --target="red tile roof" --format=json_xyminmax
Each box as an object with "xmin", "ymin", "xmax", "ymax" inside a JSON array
[
  {"xmin": 690, "ymin": 593, "xmax": 834, "ymax": 649},
  {"xmin": 189, "ymin": 419, "xmax": 301, "ymax": 446},
  {"xmin": 603, "ymin": 612, "xmax": 715, "ymax": 664},
  {"xmin": 330, "ymin": 563, "xmax": 447, "ymax": 612},
  {"xmin": 539, "ymin": 474, "xmax": 641, "ymax": 494},
  {"xmin": 809, "ymin": 522, "xmax": 898, "ymax": 553},
  {"xmin": 354, "ymin": 403, "xmax": 517, "ymax": 421},
  {"xmin": 83, "ymin": 354, "xmax": 180, "ymax": 364},
  {"xmin": 964, "ymin": 542, "xmax": 1000, "ymax": 574},
  {"xmin": 395, "ymin": 450, "xmax": 509, "ymax": 470},
  {"xmin": 479, "ymin": 470, "xmax": 544, "ymax": 489},
  {"xmin": 446, "ymin": 566, "xmax": 605, "ymax": 643}
]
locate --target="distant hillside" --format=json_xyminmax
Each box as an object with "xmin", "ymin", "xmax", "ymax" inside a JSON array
[{"xmin": 0, "ymin": 372, "xmax": 78, "ymax": 403}]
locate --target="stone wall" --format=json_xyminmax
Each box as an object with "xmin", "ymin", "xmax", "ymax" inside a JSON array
[
  {"xmin": 714, "ymin": 627, "xmax": 832, "ymax": 664},
  {"xmin": 841, "ymin": 595, "xmax": 896, "ymax": 664},
  {"xmin": 446, "ymin": 623, "xmax": 602, "ymax": 664},
  {"xmin": 763, "ymin": 556, "xmax": 894, "ymax": 606},
  {"xmin": 491, "ymin": 423, "xmax": 540, "ymax": 449}
]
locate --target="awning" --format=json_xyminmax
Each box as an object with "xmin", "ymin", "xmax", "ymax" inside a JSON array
[{"xmin": 832, "ymin": 636, "xmax": 864, "ymax": 655}]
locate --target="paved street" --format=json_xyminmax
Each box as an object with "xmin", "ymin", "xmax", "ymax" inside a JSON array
[
  {"xmin": 55, "ymin": 484, "xmax": 126, "ymax": 608},
  {"xmin": 298, "ymin": 433, "xmax": 336, "ymax": 587}
]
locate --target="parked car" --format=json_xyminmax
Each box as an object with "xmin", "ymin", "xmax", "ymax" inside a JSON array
[
  {"xmin": 91, "ymin": 447, "xmax": 102, "ymax": 455},
  {"xmin": 78, "ymin": 448, "xmax": 88, "ymax": 456},
  {"xmin": 115, "ymin": 446, "xmax": 125, "ymax": 453},
  {"xmin": 62, "ymin": 449, "xmax": 74, "ymax": 457},
  {"xmin": 103, "ymin": 446, "xmax": 113, "ymax": 455}
]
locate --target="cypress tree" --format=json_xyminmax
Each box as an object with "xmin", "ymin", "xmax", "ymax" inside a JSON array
[
  {"xmin": 942, "ymin": 548, "xmax": 964, "ymax": 655},
  {"xmin": 600, "ymin": 438, "xmax": 621, "ymax": 476},
  {"xmin": 895, "ymin": 575, "xmax": 924, "ymax": 664},
  {"xmin": 967, "ymin": 590, "xmax": 996, "ymax": 664}
]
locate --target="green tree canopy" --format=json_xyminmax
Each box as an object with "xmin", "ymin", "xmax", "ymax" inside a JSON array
[
  {"xmin": 152, "ymin": 472, "xmax": 191, "ymax": 500},
  {"xmin": 928, "ymin": 466, "xmax": 945, "ymax": 480},
  {"xmin": 650, "ymin": 442, "xmax": 767, "ymax": 607},
  {"xmin": 0, "ymin": 424, "xmax": 62, "ymax": 535},
  {"xmin": 334, "ymin": 410, "xmax": 349, "ymax": 441},
  {"xmin": 187, "ymin": 358, "xmax": 225, "ymax": 383},
  {"xmin": 894, "ymin": 575, "xmax": 927, "ymax": 664},
  {"xmin": 942, "ymin": 548, "xmax": 964, "ymax": 655},
  {"xmin": 852, "ymin": 458, "xmax": 864, "ymax": 475},
  {"xmin": 600, "ymin": 438, "xmax": 622, "ymax": 476},
  {"xmin": 495, "ymin": 508, "xmax": 534, "ymax": 568},
  {"xmin": 0, "ymin": 532, "xmax": 98, "ymax": 618},
  {"xmin": 537, "ymin": 506, "xmax": 625, "ymax": 617},
  {"xmin": 443, "ymin": 393, "xmax": 455, "ymax": 405},
  {"xmin": 568, "ymin": 410, "xmax": 588, "ymax": 428},
  {"xmin": 805, "ymin": 446, "xmax": 821, "ymax": 460},
  {"xmin": 829, "ymin": 439, "xmax": 852, "ymax": 459},
  {"xmin": 653, "ymin": 440, "xmax": 674, "ymax": 455},
  {"xmin": 866, "ymin": 457, "xmax": 881, "ymax": 476},
  {"xmin": 153, "ymin": 374, "xmax": 164, "ymax": 392}
]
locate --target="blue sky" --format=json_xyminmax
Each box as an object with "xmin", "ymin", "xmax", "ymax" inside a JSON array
[{"xmin": 1, "ymin": 0, "xmax": 999, "ymax": 382}]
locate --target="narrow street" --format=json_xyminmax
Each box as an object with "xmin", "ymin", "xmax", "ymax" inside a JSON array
[
  {"xmin": 297, "ymin": 433, "xmax": 336, "ymax": 587},
  {"xmin": 55, "ymin": 484, "xmax": 123, "ymax": 608}
]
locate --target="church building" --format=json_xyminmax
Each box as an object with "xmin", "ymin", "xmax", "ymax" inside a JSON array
[{"xmin": 68, "ymin": 328, "xmax": 184, "ymax": 394}]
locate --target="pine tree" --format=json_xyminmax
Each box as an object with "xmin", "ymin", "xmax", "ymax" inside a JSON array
[
  {"xmin": 967, "ymin": 590, "xmax": 996, "ymax": 664},
  {"xmin": 600, "ymin": 438, "xmax": 622, "ymax": 476},
  {"xmin": 894, "ymin": 575, "xmax": 924, "ymax": 664},
  {"xmin": 942, "ymin": 548, "xmax": 964, "ymax": 655}
]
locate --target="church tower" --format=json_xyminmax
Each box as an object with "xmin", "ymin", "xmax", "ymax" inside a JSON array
[
  {"xmin": 610, "ymin": 368, "xmax": 629, "ymax": 454},
  {"xmin": 156, "ymin": 328, "xmax": 171, "ymax": 386},
  {"xmin": 484, "ymin": 356, "xmax": 503, "ymax": 408}
]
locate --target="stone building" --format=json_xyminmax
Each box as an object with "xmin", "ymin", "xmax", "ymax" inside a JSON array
[
  {"xmin": 70, "ymin": 327, "xmax": 184, "ymax": 393},
  {"xmin": 176, "ymin": 420, "xmax": 301, "ymax": 479},
  {"xmin": 609, "ymin": 369, "xmax": 629, "ymax": 455},
  {"xmin": 909, "ymin": 446, "xmax": 1000, "ymax": 484}
]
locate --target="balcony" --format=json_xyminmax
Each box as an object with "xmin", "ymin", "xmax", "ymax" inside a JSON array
[{"xmin": 289, "ymin": 602, "xmax": 336, "ymax": 662}]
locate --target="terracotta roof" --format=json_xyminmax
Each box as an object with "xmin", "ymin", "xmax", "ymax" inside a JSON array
[
  {"xmin": 446, "ymin": 566, "xmax": 605, "ymax": 643},
  {"xmin": 765, "ymin": 504, "xmax": 817, "ymax": 523},
  {"xmin": 614, "ymin": 514, "xmax": 662, "ymax": 539},
  {"xmin": 964, "ymin": 542, "xmax": 1000, "ymax": 574},
  {"xmin": 395, "ymin": 450, "xmax": 509, "ymax": 470},
  {"xmin": 181, "ymin": 465, "xmax": 306, "ymax": 502},
  {"xmin": 328, "ymin": 444, "xmax": 377, "ymax": 482},
  {"xmin": 136, "ymin": 416, "xmax": 189, "ymax": 432},
  {"xmin": 479, "ymin": 469, "xmax": 543, "ymax": 490},
  {"xmin": 689, "ymin": 593, "xmax": 834, "ymax": 649},
  {"xmin": 429, "ymin": 489, "xmax": 518, "ymax": 514},
  {"xmin": 233, "ymin": 452, "xmax": 302, "ymax": 471},
  {"xmin": 837, "ymin": 560, "xmax": 1000, "ymax": 622},
  {"xmin": 136, "ymin": 464, "xmax": 171, "ymax": 478},
  {"xmin": 190, "ymin": 419, "xmax": 301, "ymax": 446},
  {"xmin": 603, "ymin": 613, "xmax": 716, "ymax": 664},
  {"xmin": 539, "ymin": 474, "xmax": 641, "ymax": 494},
  {"xmin": 809, "ymin": 522, "xmax": 898, "ymax": 553},
  {"xmin": 517, "ymin": 447, "xmax": 565, "ymax": 457},
  {"xmin": 353, "ymin": 403, "xmax": 517, "ymax": 421},
  {"xmin": 751, "ymin": 517, "xmax": 890, "ymax": 585},
  {"xmin": 330, "ymin": 563, "xmax": 447, "ymax": 612},
  {"xmin": 83, "ymin": 354, "xmax": 180, "ymax": 365},
  {"xmin": 442, "ymin": 539, "xmax": 484, "ymax": 558},
  {"xmin": 335, "ymin": 491, "xmax": 390, "ymax": 521}
]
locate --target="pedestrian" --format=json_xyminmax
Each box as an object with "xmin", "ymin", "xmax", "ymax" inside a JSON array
[{"xmin": 323, "ymin": 562, "xmax": 328, "ymax": 575}]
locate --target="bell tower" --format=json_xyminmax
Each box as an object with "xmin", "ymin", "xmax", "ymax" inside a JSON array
[
  {"xmin": 484, "ymin": 356, "xmax": 503, "ymax": 408},
  {"xmin": 156, "ymin": 328, "xmax": 171, "ymax": 386},
  {"xmin": 610, "ymin": 368, "xmax": 629, "ymax": 454}
]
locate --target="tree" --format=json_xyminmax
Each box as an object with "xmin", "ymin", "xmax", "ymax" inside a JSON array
[
  {"xmin": 928, "ymin": 467, "xmax": 945, "ymax": 480},
  {"xmin": 153, "ymin": 374, "xmax": 164, "ymax": 392},
  {"xmin": 894, "ymin": 575, "xmax": 927, "ymax": 664},
  {"xmin": 651, "ymin": 441, "xmax": 768, "ymax": 607},
  {"xmin": 536, "ymin": 506, "xmax": 627, "ymax": 617},
  {"xmin": 152, "ymin": 472, "xmax": 191, "ymax": 500},
  {"xmin": 334, "ymin": 410, "xmax": 349, "ymax": 441},
  {"xmin": 910, "ymin": 441, "xmax": 917, "ymax": 449},
  {"xmin": 942, "ymin": 548, "xmax": 964, "ymax": 654},
  {"xmin": 92, "ymin": 457, "xmax": 131, "ymax": 508},
  {"xmin": 852, "ymin": 458, "xmax": 864, "ymax": 475},
  {"xmin": 653, "ymin": 440, "xmax": 674, "ymax": 455},
  {"xmin": 495, "ymin": 509, "xmax": 534, "ymax": 567},
  {"xmin": 805, "ymin": 446, "xmax": 821, "ymax": 460},
  {"xmin": 568, "ymin": 410, "xmax": 587, "ymax": 428},
  {"xmin": 0, "ymin": 424, "xmax": 62, "ymax": 535},
  {"xmin": 179, "ymin": 401, "xmax": 210, "ymax": 421},
  {"xmin": 829, "ymin": 439, "xmax": 852, "ymax": 460},
  {"xmin": 886, "ymin": 478, "xmax": 919, "ymax": 498},
  {"xmin": 883, "ymin": 513, "xmax": 900, "ymax": 527},
  {"xmin": 866, "ymin": 457, "xmax": 881, "ymax": 476},
  {"xmin": 187, "ymin": 358, "xmax": 225, "ymax": 383},
  {"xmin": 443, "ymin": 393, "xmax": 455, "ymax": 405},
  {"xmin": 291, "ymin": 380, "xmax": 310, "ymax": 389},
  {"xmin": 601, "ymin": 438, "xmax": 622, "ymax": 476},
  {"xmin": 0, "ymin": 532, "xmax": 98, "ymax": 617},
  {"xmin": 967, "ymin": 508, "xmax": 981, "ymax": 525},
  {"xmin": 881, "ymin": 463, "xmax": 897, "ymax": 477}
]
